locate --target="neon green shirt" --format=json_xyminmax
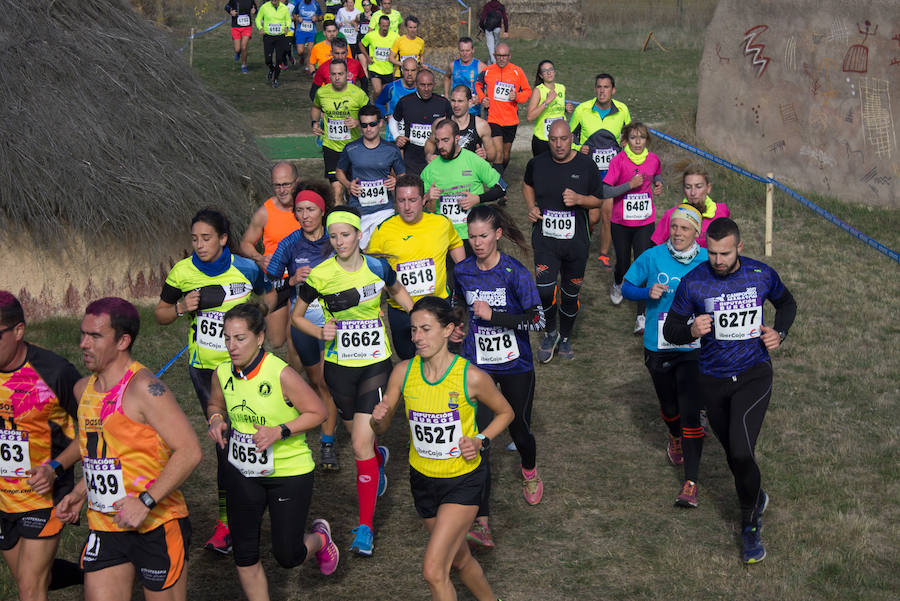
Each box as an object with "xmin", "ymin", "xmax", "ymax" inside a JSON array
[
  {"xmin": 313, "ymin": 83, "xmax": 370, "ymax": 152},
  {"xmin": 569, "ymin": 98, "xmax": 631, "ymax": 150},
  {"xmin": 255, "ymin": 1, "xmax": 292, "ymax": 35},
  {"xmin": 421, "ymin": 148, "xmax": 501, "ymax": 240},
  {"xmin": 371, "ymin": 8, "xmax": 402, "ymax": 33},
  {"xmin": 361, "ymin": 29, "xmax": 400, "ymax": 75},
  {"xmin": 533, "ymin": 83, "xmax": 567, "ymax": 142}
]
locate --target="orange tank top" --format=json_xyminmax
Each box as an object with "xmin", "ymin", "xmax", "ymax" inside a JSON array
[
  {"xmin": 262, "ymin": 197, "xmax": 301, "ymax": 257},
  {"xmin": 77, "ymin": 361, "xmax": 188, "ymax": 533}
]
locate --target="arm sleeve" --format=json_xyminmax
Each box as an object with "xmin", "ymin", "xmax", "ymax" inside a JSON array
[
  {"xmin": 392, "ymin": 96, "xmax": 404, "ymax": 122},
  {"xmin": 516, "ymin": 70, "xmax": 532, "ymax": 103},
  {"xmin": 653, "ymin": 174, "xmax": 663, "ymax": 185},
  {"xmin": 602, "ymin": 182, "xmax": 631, "ymax": 198},
  {"xmin": 486, "ymin": 306, "xmax": 544, "ymax": 331},
  {"xmin": 266, "ymin": 234, "xmax": 294, "ymax": 280},
  {"xmin": 298, "ymin": 282, "xmax": 320, "ymax": 305},
  {"xmin": 309, "ymin": 83, "xmax": 320, "ymax": 102},
  {"xmin": 502, "ymin": 5, "xmax": 509, "ymax": 31},
  {"xmin": 622, "ymin": 280, "xmax": 651, "ymax": 301},
  {"xmin": 160, "ymin": 282, "xmax": 183, "ymax": 304},
  {"xmin": 662, "ymin": 310, "xmax": 695, "ymax": 345},
  {"xmin": 478, "ymin": 182, "xmax": 506, "ymax": 203},
  {"xmin": 388, "ymin": 117, "xmax": 401, "ymax": 139},
  {"xmin": 769, "ymin": 285, "xmax": 797, "ymax": 336}
]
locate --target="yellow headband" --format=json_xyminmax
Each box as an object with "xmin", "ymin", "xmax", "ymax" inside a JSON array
[
  {"xmin": 671, "ymin": 204, "xmax": 702, "ymax": 234},
  {"xmin": 326, "ymin": 211, "xmax": 361, "ymax": 230}
]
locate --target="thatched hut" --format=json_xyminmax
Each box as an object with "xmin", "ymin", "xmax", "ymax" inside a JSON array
[{"xmin": 0, "ymin": 0, "xmax": 270, "ymax": 318}]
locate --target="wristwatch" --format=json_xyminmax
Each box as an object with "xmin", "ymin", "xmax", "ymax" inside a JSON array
[
  {"xmin": 139, "ymin": 491, "xmax": 157, "ymax": 510},
  {"xmin": 474, "ymin": 433, "xmax": 491, "ymax": 452},
  {"xmin": 280, "ymin": 423, "xmax": 291, "ymax": 440},
  {"xmin": 778, "ymin": 330, "xmax": 787, "ymax": 343}
]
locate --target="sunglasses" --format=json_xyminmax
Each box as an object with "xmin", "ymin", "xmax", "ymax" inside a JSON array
[{"xmin": 359, "ymin": 121, "xmax": 380, "ymax": 128}]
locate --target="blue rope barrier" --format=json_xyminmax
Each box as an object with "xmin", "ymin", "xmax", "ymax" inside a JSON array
[
  {"xmin": 178, "ymin": 18, "xmax": 228, "ymax": 53},
  {"xmin": 156, "ymin": 345, "xmax": 188, "ymax": 378}
]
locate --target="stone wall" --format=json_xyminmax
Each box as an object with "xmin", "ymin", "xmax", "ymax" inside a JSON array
[{"xmin": 697, "ymin": 0, "xmax": 899, "ymax": 207}]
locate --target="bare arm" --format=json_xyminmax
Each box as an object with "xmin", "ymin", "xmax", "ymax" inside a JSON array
[
  {"xmin": 387, "ymin": 280, "xmax": 414, "ymax": 312},
  {"xmin": 370, "ymin": 360, "xmax": 409, "ymax": 435},
  {"xmin": 476, "ymin": 117, "xmax": 496, "ymax": 162},
  {"xmin": 459, "ymin": 364, "xmax": 513, "ymax": 457},
  {"xmin": 449, "ymin": 245, "xmax": 466, "ymax": 264},
  {"xmin": 251, "ymin": 366, "xmax": 328, "ymax": 452},
  {"xmin": 525, "ymin": 87, "xmax": 544, "ymax": 121},
  {"xmin": 239, "ymin": 205, "xmax": 269, "ymax": 265}
]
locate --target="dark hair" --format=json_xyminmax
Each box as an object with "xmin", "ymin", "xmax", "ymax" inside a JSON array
[
  {"xmin": 434, "ymin": 118, "xmax": 459, "ymax": 137},
  {"xmin": 458, "ymin": 36, "xmax": 474, "ymax": 47},
  {"xmin": 332, "ymin": 37, "xmax": 348, "ymax": 50},
  {"xmin": 324, "ymin": 20, "xmax": 338, "ymax": 30},
  {"xmin": 534, "ymin": 59, "xmax": 554, "ymax": 88},
  {"xmin": 191, "ymin": 208, "xmax": 235, "ymax": 251},
  {"xmin": 378, "ymin": 15, "xmax": 390, "ymax": 24},
  {"xmin": 395, "ymin": 173, "xmax": 425, "ymax": 197},
  {"xmin": 85, "ymin": 297, "xmax": 140, "ymax": 351},
  {"xmin": 467, "ymin": 205, "xmax": 528, "ymax": 254},
  {"xmin": 358, "ymin": 104, "xmax": 382, "ymax": 121},
  {"xmin": 451, "ymin": 84, "xmax": 473, "ymax": 100},
  {"xmin": 293, "ymin": 179, "xmax": 334, "ymax": 212},
  {"xmin": 329, "ymin": 59, "xmax": 347, "ymax": 72},
  {"xmin": 706, "ymin": 218, "xmax": 741, "ymax": 243},
  {"xmin": 0, "ymin": 291, "xmax": 25, "ymax": 328},
  {"xmin": 410, "ymin": 296, "xmax": 464, "ymax": 328},
  {"xmin": 327, "ymin": 205, "xmax": 361, "ymax": 224},
  {"xmin": 405, "ymin": 15, "xmax": 419, "ymax": 26},
  {"xmin": 595, "ymin": 73, "xmax": 615, "ymax": 87},
  {"xmin": 623, "ymin": 121, "xmax": 651, "ymax": 147},
  {"xmin": 224, "ymin": 303, "xmax": 268, "ymax": 336}
]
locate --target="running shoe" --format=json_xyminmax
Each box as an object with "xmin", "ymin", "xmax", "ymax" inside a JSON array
[
  {"xmin": 266, "ymin": 69, "xmax": 274, "ymax": 81},
  {"xmin": 240, "ymin": 65, "xmax": 248, "ymax": 74},
  {"xmin": 557, "ymin": 337, "xmax": 575, "ymax": 360},
  {"xmin": 350, "ymin": 524, "xmax": 373, "ymax": 556},
  {"xmin": 320, "ymin": 442, "xmax": 340, "ymax": 471},
  {"xmin": 204, "ymin": 520, "xmax": 232, "ymax": 554},
  {"xmin": 272, "ymin": 80, "xmax": 279, "ymax": 89},
  {"xmin": 466, "ymin": 522, "xmax": 494, "ymax": 549},
  {"xmin": 674, "ymin": 480, "xmax": 698, "ymax": 508},
  {"xmin": 536, "ymin": 331, "xmax": 560, "ymax": 364},
  {"xmin": 667, "ymin": 434, "xmax": 684, "ymax": 466},
  {"xmin": 311, "ymin": 518, "xmax": 339, "ymax": 575},
  {"xmin": 700, "ymin": 409, "xmax": 710, "ymax": 434},
  {"xmin": 610, "ymin": 283, "xmax": 623, "ymax": 305},
  {"xmin": 376, "ymin": 445, "xmax": 389, "ymax": 497},
  {"xmin": 633, "ymin": 314, "xmax": 645, "ymax": 336},
  {"xmin": 756, "ymin": 490, "xmax": 769, "ymax": 525},
  {"xmin": 505, "ymin": 441, "xmax": 517, "ymax": 451},
  {"xmin": 597, "ymin": 254, "xmax": 612, "ymax": 270},
  {"xmin": 741, "ymin": 525, "xmax": 766, "ymax": 564},
  {"xmin": 280, "ymin": 63, "xmax": 289, "ymax": 70},
  {"xmin": 522, "ymin": 468, "xmax": 543, "ymax": 505},
  {"xmin": 234, "ymin": 51, "xmax": 241, "ymax": 61}
]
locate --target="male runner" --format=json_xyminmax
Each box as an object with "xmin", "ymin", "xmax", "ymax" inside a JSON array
[
  {"xmin": 0, "ymin": 291, "xmax": 83, "ymax": 601},
  {"xmin": 311, "ymin": 59, "xmax": 371, "ymax": 204},
  {"xmin": 476, "ymin": 42, "xmax": 530, "ymax": 175},
  {"xmin": 359, "ymin": 15, "xmax": 400, "ymax": 98},
  {"xmin": 444, "ymin": 37, "xmax": 486, "ymax": 115},
  {"xmin": 663, "ymin": 218, "xmax": 797, "ymax": 564},
  {"xmin": 424, "ymin": 84, "xmax": 495, "ymax": 163},
  {"xmin": 57, "ymin": 298, "xmax": 202, "ymax": 601},
  {"xmin": 524, "ymin": 120, "xmax": 603, "ymax": 362},
  {"xmin": 374, "ymin": 57, "xmax": 417, "ymax": 142},
  {"xmin": 569, "ymin": 73, "xmax": 631, "ymax": 269},
  {"xmin": 292, "ymin": 0, "xmax": 322, "ymax": 69},
  {"xmin": 366, "ymin": 174, "xmax": 465, "ymax": 359},
  {"xmin": 392, "ymin": 69, "xmax": 451, "ymax": 176},
  {"xmin": 389, "ymin": 15, "xmax": 424, "ymax": 76},
  {"xmin": 336, "ymin": 104, "xmax": 407, "ymax": 247},
  {"xmin": 371, "ymin": 0, "xmax": 401, "ymax": 34},
  {"xmin": 308, "ymin": 20, "xmax": 352, "ymax": 72},
  {"xmin": 225, "ymin": 0, "xmax": 257, "ymax": 74},
  {"xmin": 309, "ymin": 37, "xmax": 367, "ymax": 101},
  {"xmin": 255, "ymin": 0, "xmax": 292, "ymax": 88}
]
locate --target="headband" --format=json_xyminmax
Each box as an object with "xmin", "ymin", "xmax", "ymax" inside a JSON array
[
  {"xmin": 326, "ymin": 211, "xmax": 361, "ymax": 231},
  {"xmin": 295, "ymin": 190, "xmax": 326, "ymax": 213},
  {"xmin": 671, "ymin": 204, "xmax": 702, "ymax": 234}
]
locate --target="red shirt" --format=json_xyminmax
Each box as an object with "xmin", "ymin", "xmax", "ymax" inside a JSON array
[{"xmin": 313, "ymin": 57, "xmax": 366, "ymax": 86}]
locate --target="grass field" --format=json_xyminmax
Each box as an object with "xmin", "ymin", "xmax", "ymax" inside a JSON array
[{"xmin": 3, "ymin": 3, "xmax": 899, "ymax": 600}]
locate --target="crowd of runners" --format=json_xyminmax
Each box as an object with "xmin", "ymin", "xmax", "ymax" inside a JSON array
[{"xmin": 0, "ymin": 2, "xmax": 799, "ymax": 600}]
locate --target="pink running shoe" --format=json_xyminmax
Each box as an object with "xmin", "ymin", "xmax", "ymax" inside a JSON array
[
  {"xmin": 674, "ymin": 480, "xmax": 699, "ymax": 508},
  {"xmin": 311, "ymin": 518, "xmax": 339, "ymax": 575},
  {"xmin": 522, "ymin": 468, "xmax": 544, "ymax": 505},
  {"xmin": 466, "ymin": 522, "xmax": 494, "ymax": 549},
  {"xmin": 667, "ymin": 434, "xmax": 684, "ymax": 466},
  {"xmin": 204, "ymin": 520, "xmax": 232, "ymax": 554}
]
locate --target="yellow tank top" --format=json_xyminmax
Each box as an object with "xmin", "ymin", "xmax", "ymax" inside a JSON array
[
  {"xmin": 402, "ymin": 355, "xmax": 480, "ymax": 478},
  {"xmin": 534, "ymin": 82, "xmax": 567, "ymax": 141},
  {"xmin": 78, "ymin": 362, "xmax": 188, "ymax": 533}
]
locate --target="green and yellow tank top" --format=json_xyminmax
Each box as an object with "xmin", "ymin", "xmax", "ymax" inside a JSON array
[{"xmin": 533, "ymin": 83, "xmax": 567, "ymax": 142}]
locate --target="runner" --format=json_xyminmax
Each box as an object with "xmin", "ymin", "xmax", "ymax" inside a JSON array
[
  {"xmin": 324, "ymin": 0, "xmax": 342, "ymax": 16},
  {"xmin": 478, "ymin": 0, "xmax": 508, "ymax": 64},
  {"xmin": 309, "ymin": 37, "xmax": 368, "ymax": 101},
  {"xmin": 266, "ymin": 182, "xmax": 343, "ymax": 472},
  {"xmin": 255, "ymin": 0, "xmax": 292, "ymax": 88},
  {"xmin": 424, "ymin": 85, "xmax": 495, "ymax": 164},
  {"xmin": 359, "ymin": 15, "xmax": 400, "ymax": 98},
  {"xmin": 335, "ymin": 104, "xmax": 407, "ymax": 247},
  {"xmin": 206, "ymin": 303, "xmax": 339, "ymax": 599},
  {"xmin": 393, "ymin": 70, "xmax": 452, "ymax": 176},
  {"xmin": 292, "ymin": 0, "xmax": 322, "ymax": 70},
  {"xmin": 371, "ymin": 296, "xmax": 513, "ymax": 601},
  {"xmin": 569, "ymin": 73, "xmax": 631, "ymax": 270},
  {"xmin": 525, "ymin": 59, "xmax": 574, "ymax": 157},
  {"xmin": 475, "ymin": 43, "xmax": 531, "ymax": 175},
  {"xmin": 291, "ymin": 206, "xmax": 414, "ymax": 556},
  {"xmin": 311, "ymin": 59, "xmax": 370, "ymax": 205},
  {"xmin": 621, "ymin": 205, "xmax": 708, "ymax": 506},
  {"xmin": 308, "ymin": 20, "xmax": 352, "ymax": 73},
  {"xmin": 374, "ymin": 57, "xmax": 418, "ymax": 142},
  {"xmin": 56, "ymin": 298, "xmax": 202, "ymax": 601},
  {"xmin": 524, "ymin": 120, "xmax": 603, "ymax": 362},
  {"xmin": 663, "ymin": 218, "xmax": 797, "ymax": 564},
  {"xmin": 421, "ymin": 118, "xmax": 505, "ymax": 251},
  {"xmin": 335, "ymin": 0, "xmax": 362, "ymax": 56},
  {"xmin": 226, "ymin": 0, "xmax": 257, "ymax": 74},
  {"xmin": 0, "ymin": 291, "xmax": 83, "ymax": 601},
  {"xmin": 371, "ymin": 0, "xmax": 401, "ymax": 34},
  {"xmin": 652, "ymin": 164, "xmax": 731, "ymax": 248},
  {"xmin": 602, "ymin": 122, "xmax": 664, "ymax": 335},
  {"xmin": 155, "ymin": 208, "xmax": 274, "ymax": 555},
  {"xmin": 452, "ymin": 205, "xmax": 545, "ymax": 550},
  {"xmin": 443, "ymin": 37, "xmax": 486, "ymax": 116},
  {"xmin": 358, "ymin": 0, "xmax": 375, "ymax": 39},
  {"xmin": 389, "ymin": 15, "xmax": 424, "ymax": 76},
  {"xmin": 366, "ymin": 173, "xmax": 465, "ymax": 360}
]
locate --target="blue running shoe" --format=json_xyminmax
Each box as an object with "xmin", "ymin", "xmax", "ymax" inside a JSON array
[
  {"xmin": 234, "ymin": 51, "xmax": 240, "ymax": 61},
  {"xmin": 536, "ymin": 331, "xmax": 560, "ymax": 363},
  {"xmin": 376, "ymin": 445, "xmax": 389, "ymax": 497},
  {"xmin": 240, "ymin": 65, "xmax": 248, "ymax": 74},
  {"xmin": 741, "ymin": 525, "xmax": 766, "ymax": 564},
  {"xmin": 350, "ymin": 524, "xmax": 373, "ymax": 556}
]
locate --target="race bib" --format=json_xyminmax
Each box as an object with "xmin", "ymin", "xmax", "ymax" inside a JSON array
[
  {"xmin": 543, "ymin": 117, "xmax": 561, "ymax": 137},
  {"xmin": 622, "ymin": 193, "xmax": 652, "ymax": 221},
  {"xmin": 236, "ymin": 14, "xmax": 250, "ymax": 26},
  {"xmin": 713, "ymin": 298, "xmax": 763, "ymax": 340},
  {"xmin": 335, "ymin": 319, "xmax": 386, "ymax": 360},
  {"xmin": 0, "ymin": 429, "xmax": 31, "ymax": 478},
  {"xmin": 656, "ymin": 312, "xmax": 700, "ymax": 350},
  {"xmin": 228, "ymin": 431, "xmax": 273, "ymax": 477},
  {"xmin": 358, "ymin": 179, "xmax": 388, "ymax": 206},
  {"xmin": 196, "ymin": 310, "xmax": 225, "ymax": 351},
  {"xmin": 299, "ymin": 20, "xmax": 314, "ymax": 32},
  {"xmin": 267, "ymin": 23, "xmax": 283, "ymax": 35},
  {"xmin": 474, "ymin": 325, "xmax": 519, "ymax": 365},
  {"xmin": 493, "ymin": 81, "xmax": 515, "ymax": 102},
  {"xmin": 396, "ymin": 259, "xmax": 436, "ymax": 296},
  {"xmin": 408, "ymin": 409, "xmax": 462, "ymax": 460},
  {"xmin": 374, "ymin": 46, "xmax": 390, "ymax": 61},
  {"xmin": 541, "ymin": 209, "xmax": 575, "ymax": 239},
  {"xmin": 327, "ymin": 118, "xmax": 351, "ymax": 141},
  {"xmin": 592, "ymin": 147, "xmax": 617, "ymax": 171},
  {"xmin": 409, "ymin": 123, "xmax": 431, "ymax": 146},
  {"xmin": 83, "ymin": 457, "xmax": 125, "ymax": 513},
  {"xmin": 360, "ymin": 23, "xmax": 369, "ymax": 35},
  {"xmin": 341, "ymin": 25, "xmax": 356, "ymax": 37},
  {"xmin": 438, "ymin": 196, "xmax": 468, "ymax": 225}
]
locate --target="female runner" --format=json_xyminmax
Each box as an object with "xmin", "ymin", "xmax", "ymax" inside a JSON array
[
  {"xmin": 651, "ymin": 163, "xmax": 731, "ymax": 248},
  {"xmin": 525, "ymin": 59, "xmax": 574, "ymax": 157}
]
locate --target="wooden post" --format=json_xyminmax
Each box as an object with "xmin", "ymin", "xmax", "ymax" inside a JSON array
[
  {"xmin": 765, "ymin": 172, "xmax": 774, "ymax": 256},
  {"xmin": 189, "ymin": 28, "xmax": 194, "ymax": 67},
  {"xmin": 467, "ymin": 7, "xmax": 472, "ymax": 39}
]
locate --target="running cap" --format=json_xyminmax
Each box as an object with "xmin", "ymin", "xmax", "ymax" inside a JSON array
[
  {"xmin": 323, "ymin": 13, "xmax": 335, "ymax": 22},
  {"xmin": 295, "ymin": 190, "xmax": 326, "ymax": 213},
  {"xmin": 326, "ymin": 210, "xmax": 361, "ymax": 230},
  {"xmin": 671, "ymin": 204, "xmax": 702, "ymax": 234}
]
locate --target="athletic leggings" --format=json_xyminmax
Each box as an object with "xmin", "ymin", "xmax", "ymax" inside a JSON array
[
  {"xmin": 531, "ymin": 136, "xmax": 550, "ymax": 157},
  {"xmin": 533, "ymin": 230, "xmax": 589, "ymax": 338},
  {"xmin": 644, "ymin": 349, "xmax": 704, "ymax": 483},
  {"xmin": 611, "ymin": 222, "xmax": 654, "ymax": 314},
  {"xmin": 263, "ymin": 34, "xmax": 289, "ymax": 80},
  {"xmin": 698, "ymin": 360, "xmax": 773, "ymax": 528},
  {"xmin": 473, "ymin": 369, "xmax": 538, "ymax": 518}
]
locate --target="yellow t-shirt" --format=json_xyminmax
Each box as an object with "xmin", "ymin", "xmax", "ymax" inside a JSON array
[{"xmin": 391, "ymin": 35, "xmax": 424, "ymax": 75}]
